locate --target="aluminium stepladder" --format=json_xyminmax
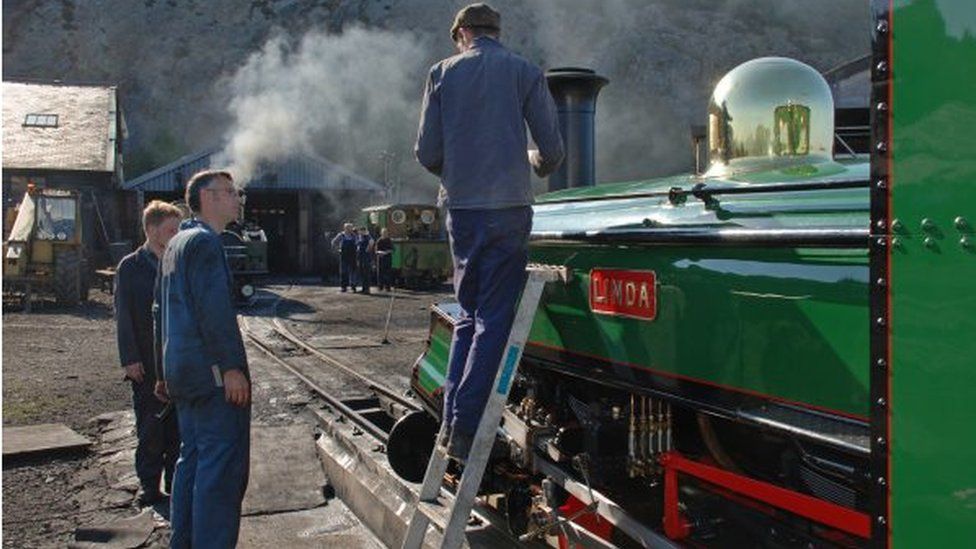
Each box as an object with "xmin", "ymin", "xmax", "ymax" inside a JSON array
[{"xmin": 400, "ymin": 264, "xmax": 568, "ymax": 549}]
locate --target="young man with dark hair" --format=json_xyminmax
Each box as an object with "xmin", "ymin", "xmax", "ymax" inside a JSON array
[
  {"xmin": 414, "ymin": 3, "xmax": 564, "ymax": 461},
  {"xmin": 155, "ymin": 169, "xmax": 250, "ymax": 548},
  {"xmin": 114, "ymin": 200, "xmax": 183, "ymax": 506}
]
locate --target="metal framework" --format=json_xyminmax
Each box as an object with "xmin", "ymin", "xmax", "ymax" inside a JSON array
[{"xmin": 868, "ymin": 0, "xmax": 892, "ymax": 546}]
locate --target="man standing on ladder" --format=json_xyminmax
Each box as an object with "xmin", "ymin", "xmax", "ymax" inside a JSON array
[{"xmin": 414, "ymin": 2, "xmax": 564, "ymax": 462}]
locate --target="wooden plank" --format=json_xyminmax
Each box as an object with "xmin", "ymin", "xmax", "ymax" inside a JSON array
[
  {"xmin": 3, "ymin": 423, "xmax": 91, "ymax": 458},
  {"xmin": 241, "ymin": 424, "xmax": 326, "ymax": 515}
]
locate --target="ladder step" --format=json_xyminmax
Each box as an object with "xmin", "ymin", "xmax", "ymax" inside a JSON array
[{"xmin": 416, "ymin": 494, "xmax": 458, "ymax": 532}]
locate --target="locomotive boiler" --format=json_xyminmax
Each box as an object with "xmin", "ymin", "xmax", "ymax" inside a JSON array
[{"xmin": 390, "ymin": 3, "xmax": 976, "ymax": 546}]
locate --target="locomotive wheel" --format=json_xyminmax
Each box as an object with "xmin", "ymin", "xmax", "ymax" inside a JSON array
[{"xmin": 387, "ymin": 411, "xmax": 438, "ymax": 483}]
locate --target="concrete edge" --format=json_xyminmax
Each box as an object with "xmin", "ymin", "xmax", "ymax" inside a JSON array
[{"xmin": 313, "ymin": 409, "xmax": 429, "ymax": 549}]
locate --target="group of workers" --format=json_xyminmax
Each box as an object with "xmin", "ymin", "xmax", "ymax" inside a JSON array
[
  {"xmin": 112, "ymin": 3, "xmax": 561, "ymax": 547},
  {"xmin": 330, "ymin": 223, "xmax": 394, "ymax": 294}
]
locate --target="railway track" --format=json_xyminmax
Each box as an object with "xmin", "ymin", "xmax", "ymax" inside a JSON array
[{"xmin": 239, "ymin": 287, "xmax": 420, "ymax": 445}]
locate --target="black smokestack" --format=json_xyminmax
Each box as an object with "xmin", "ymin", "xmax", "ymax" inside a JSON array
[{"xmin": 545, "ymin": 67, "xmax": 609, "ymax": 191}]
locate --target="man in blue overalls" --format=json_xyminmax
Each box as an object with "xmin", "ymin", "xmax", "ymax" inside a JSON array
[
  {"xmin": 414, "ymin": 3, "xmax": 564, "ymax": 461},
  {"xmin": 356, "ymin": 226, "xmax": 374, "ymax": 294},
  {"xmin": 115, "ymin": 200, "xmax": 182, "ymax": 506},
  {"xmin": 155, "ymin": 169, "xmax": 250, "ymax": 548},
  {"xmin": 331, "ymin": 222, "xmax": 358, "ymax": 292}
]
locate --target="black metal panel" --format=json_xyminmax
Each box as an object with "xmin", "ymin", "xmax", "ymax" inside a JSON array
[
  {"xmin": 868, "ymin": 1, "xmax": 892, "ymax": 546},
  {"xmin": 522, "ymin": 346, "xmax": 870, "ymax": 458}
]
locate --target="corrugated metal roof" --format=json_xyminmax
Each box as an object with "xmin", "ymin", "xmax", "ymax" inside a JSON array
[
  {"xmin": 124, "ymin": 147, "xmax": 384, "ymax": 193},
  {"xmin": 2, "ymin": 81, "xmax": 121, "ymax": 173}
]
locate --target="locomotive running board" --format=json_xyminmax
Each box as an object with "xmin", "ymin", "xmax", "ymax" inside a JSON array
[
  {"xmin": 737, "ymin": 403, "xmax": 870, "ymax": 455},
  {"xmin": 401, "ymin": 264, "xmax": 566, "ymax": 549}
]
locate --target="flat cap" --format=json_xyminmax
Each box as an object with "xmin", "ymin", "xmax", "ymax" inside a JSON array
[{"xmin": 450, "ymin": 3, "xmax": 501, "ymax": 42}]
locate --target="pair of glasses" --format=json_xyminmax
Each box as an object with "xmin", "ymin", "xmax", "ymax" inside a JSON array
[{"xmin": 206, "ymin": 187, "xmax": 245, "ymax": 199}]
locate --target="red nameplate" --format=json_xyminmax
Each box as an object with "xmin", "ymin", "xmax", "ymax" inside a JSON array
[{"xmin": 589, "ymin": 269, "xmax": 657, "ymax": 321}]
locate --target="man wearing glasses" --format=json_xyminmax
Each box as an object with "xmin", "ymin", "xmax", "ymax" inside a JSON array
[{"xmin": 155, "ymin": 169, "xmax": 250, "ymax": 548}]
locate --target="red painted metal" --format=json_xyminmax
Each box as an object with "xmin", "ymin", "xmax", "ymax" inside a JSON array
[
  {"xmin": 556, "ymin": 494, "xmax": 614, "ymax": 549},
  {"xmin": 662, "ymin": 458, "xmax": 692, "ymax": 539},
  {"xmin": 588, "ymin": 268, "xmax": 657, "ymax": 320},
  {"xmin": 658, "ymin": 451, "xmax": 870, "ymax": 539}
]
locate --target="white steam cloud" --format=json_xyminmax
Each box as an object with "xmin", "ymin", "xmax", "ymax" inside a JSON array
[{"xmin": 215, "ymin": 26, "xmax": 432, "ymax": 187}]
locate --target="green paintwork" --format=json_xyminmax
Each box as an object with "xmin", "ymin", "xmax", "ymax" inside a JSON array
[
  {"xmin": 415, "ymin": 309, "xmax": 452, "ymax": 398},
  {"xmin": 414, "ymin": 158, "xmax": 872, "ymax": 418},
  {"xmin": 888, "ymin": 1, "xmax": 976, "ymax": 544},
  {"xmin": 393, "ymin": 240, "xmax": 452, "ymax": 277}
]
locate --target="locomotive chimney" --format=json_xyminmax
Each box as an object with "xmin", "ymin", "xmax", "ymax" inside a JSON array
[{"xmin": 545, "ymin": 67, "xmax": 609, "ymax": 191}]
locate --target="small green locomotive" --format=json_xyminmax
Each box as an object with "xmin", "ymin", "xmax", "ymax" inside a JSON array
[
  {"xmin": 362, "ymin": 203, "xmax": 452, "ymax": 289},
  {"xmin": 393, "ymin": 2, "xmax": 976, "ymax": 546}
]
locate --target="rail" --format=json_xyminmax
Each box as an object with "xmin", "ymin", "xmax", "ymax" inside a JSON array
[{"xmin": 238, "ymin": 287, "xmax": 420, "ymax": 444}]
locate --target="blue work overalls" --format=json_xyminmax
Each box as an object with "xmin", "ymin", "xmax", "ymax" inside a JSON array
[
  {"xmin": 338, "ymin": 233, "xmax": 358, "ymax": 291},
  {"xmin": 156, "ymin": 219, "xmax": 250, "ymax": 549},
  {"xmin": 443, "ymin": 207, "xmax": 532, "ymax": 436},
  {"xmin": 115, "ymin": 246, "xmax": 180, "ymax": 497}
]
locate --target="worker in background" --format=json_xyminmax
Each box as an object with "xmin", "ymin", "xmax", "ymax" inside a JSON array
[
  {"xmin": 114, "ymin": 200, "xmax": 183, "ymax": 507},
  {"xmin": 155, "ymin": 169, "xmax": 250, "ymax": 548},
  {"xmin": 374, "ymin": 227, "xmax": 394, "ymax": 291},
  {"xmin": 330, "ymin": 222, "xmax": 358, "ymax": 292},
  {"xmin": 356, "ymin": 225, "xmax": 374, "ymax": 294},
  {"xmin": 414, "ymin": 3, "xmax": 564, "ymax": 461}
]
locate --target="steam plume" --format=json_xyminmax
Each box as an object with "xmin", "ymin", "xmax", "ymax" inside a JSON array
[{"xmin": 215, "ymin": 26, "xmax": 432, "ymax": 187}]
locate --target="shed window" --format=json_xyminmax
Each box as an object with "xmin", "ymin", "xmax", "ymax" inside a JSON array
[{"xmin": 23, "ymin": 113, "xmax": 59, "ymax": 127}]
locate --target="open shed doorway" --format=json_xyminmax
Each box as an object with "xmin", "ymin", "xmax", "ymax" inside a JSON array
[{"xmin": 245, "ymin": 192, "xmax": 299, "ymax": 274}]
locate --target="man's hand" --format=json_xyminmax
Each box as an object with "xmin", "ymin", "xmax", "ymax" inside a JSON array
[
  {"xmin": 527, "ymin": 149, "xmax": 547, "ymax": 177},
  {"xmin": 124, "ymin": 362, "xmax": 145, "ymax": 383},
  {"xmin": 154, "ymin": 380, "xmax": 170, "ymax": 403},
  {"xmin": 223, "ymin": 369, "xmax": 251, "ymax": 407}
]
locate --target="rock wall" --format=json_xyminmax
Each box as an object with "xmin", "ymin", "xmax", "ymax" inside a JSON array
[{"xmin": 3, "ymin": 0, "xmax": 870, "ymax": 198}]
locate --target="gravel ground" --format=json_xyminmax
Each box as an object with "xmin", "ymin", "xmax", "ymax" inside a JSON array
[
  {"xmin": 3, "ymin": 291, "xmax": 135, "ymax": 548},
  {"xmin": 1, "ymin": 281, "xmax": 453, "ymax": 547}
]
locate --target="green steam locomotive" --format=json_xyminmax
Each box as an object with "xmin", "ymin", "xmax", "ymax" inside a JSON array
[
  {"xmin": 391, "ymin": 2, "xmax": 975, "ymax": 547},
  {"xmin": 362, "ymin": 203, "xmax": 452, "ymax": 289}
]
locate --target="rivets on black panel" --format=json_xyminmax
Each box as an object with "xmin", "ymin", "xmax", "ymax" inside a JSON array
[
  {"xmin": 876, "ymin": 19, "xmax": 889, "ymax": 34},
  {"xmin": 876, "ymin": 141, "xmax": 888, "ymax": 154}
]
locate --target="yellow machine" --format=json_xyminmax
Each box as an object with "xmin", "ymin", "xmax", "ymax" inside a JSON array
[{"xmin": 3, "ymin": 187, "xmax": 90, "ymax": 309}]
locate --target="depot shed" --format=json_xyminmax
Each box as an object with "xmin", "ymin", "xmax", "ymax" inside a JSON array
[
  {"xmin": 2, "ymin": 80, "xmax": 132, "ymax": 265},
  {"xmin": 124, "ymin": 149, "xmax": 384, "ymax": 274}
]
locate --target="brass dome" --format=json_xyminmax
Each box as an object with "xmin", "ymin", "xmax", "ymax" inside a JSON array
[{"xmin": 705, "ymin": 57, "xmax": 834, "ymax": 177}]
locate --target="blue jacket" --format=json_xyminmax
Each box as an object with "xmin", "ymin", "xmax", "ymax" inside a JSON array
[
  {"xmin": 415, "ymin": 36, "xmax": 564, "ymax": 210},
  {"xmin": 154, "ymin": 219, "xmax": 247, "ymax": 400},
  {"xmin": 115, "ymin": 245, "xmax": 160, "ymax": 382}
]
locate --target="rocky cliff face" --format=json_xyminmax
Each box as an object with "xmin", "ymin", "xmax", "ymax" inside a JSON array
[{"xmin": 3, "ymin": 0, "xmax": 869, "ymax": 198}]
